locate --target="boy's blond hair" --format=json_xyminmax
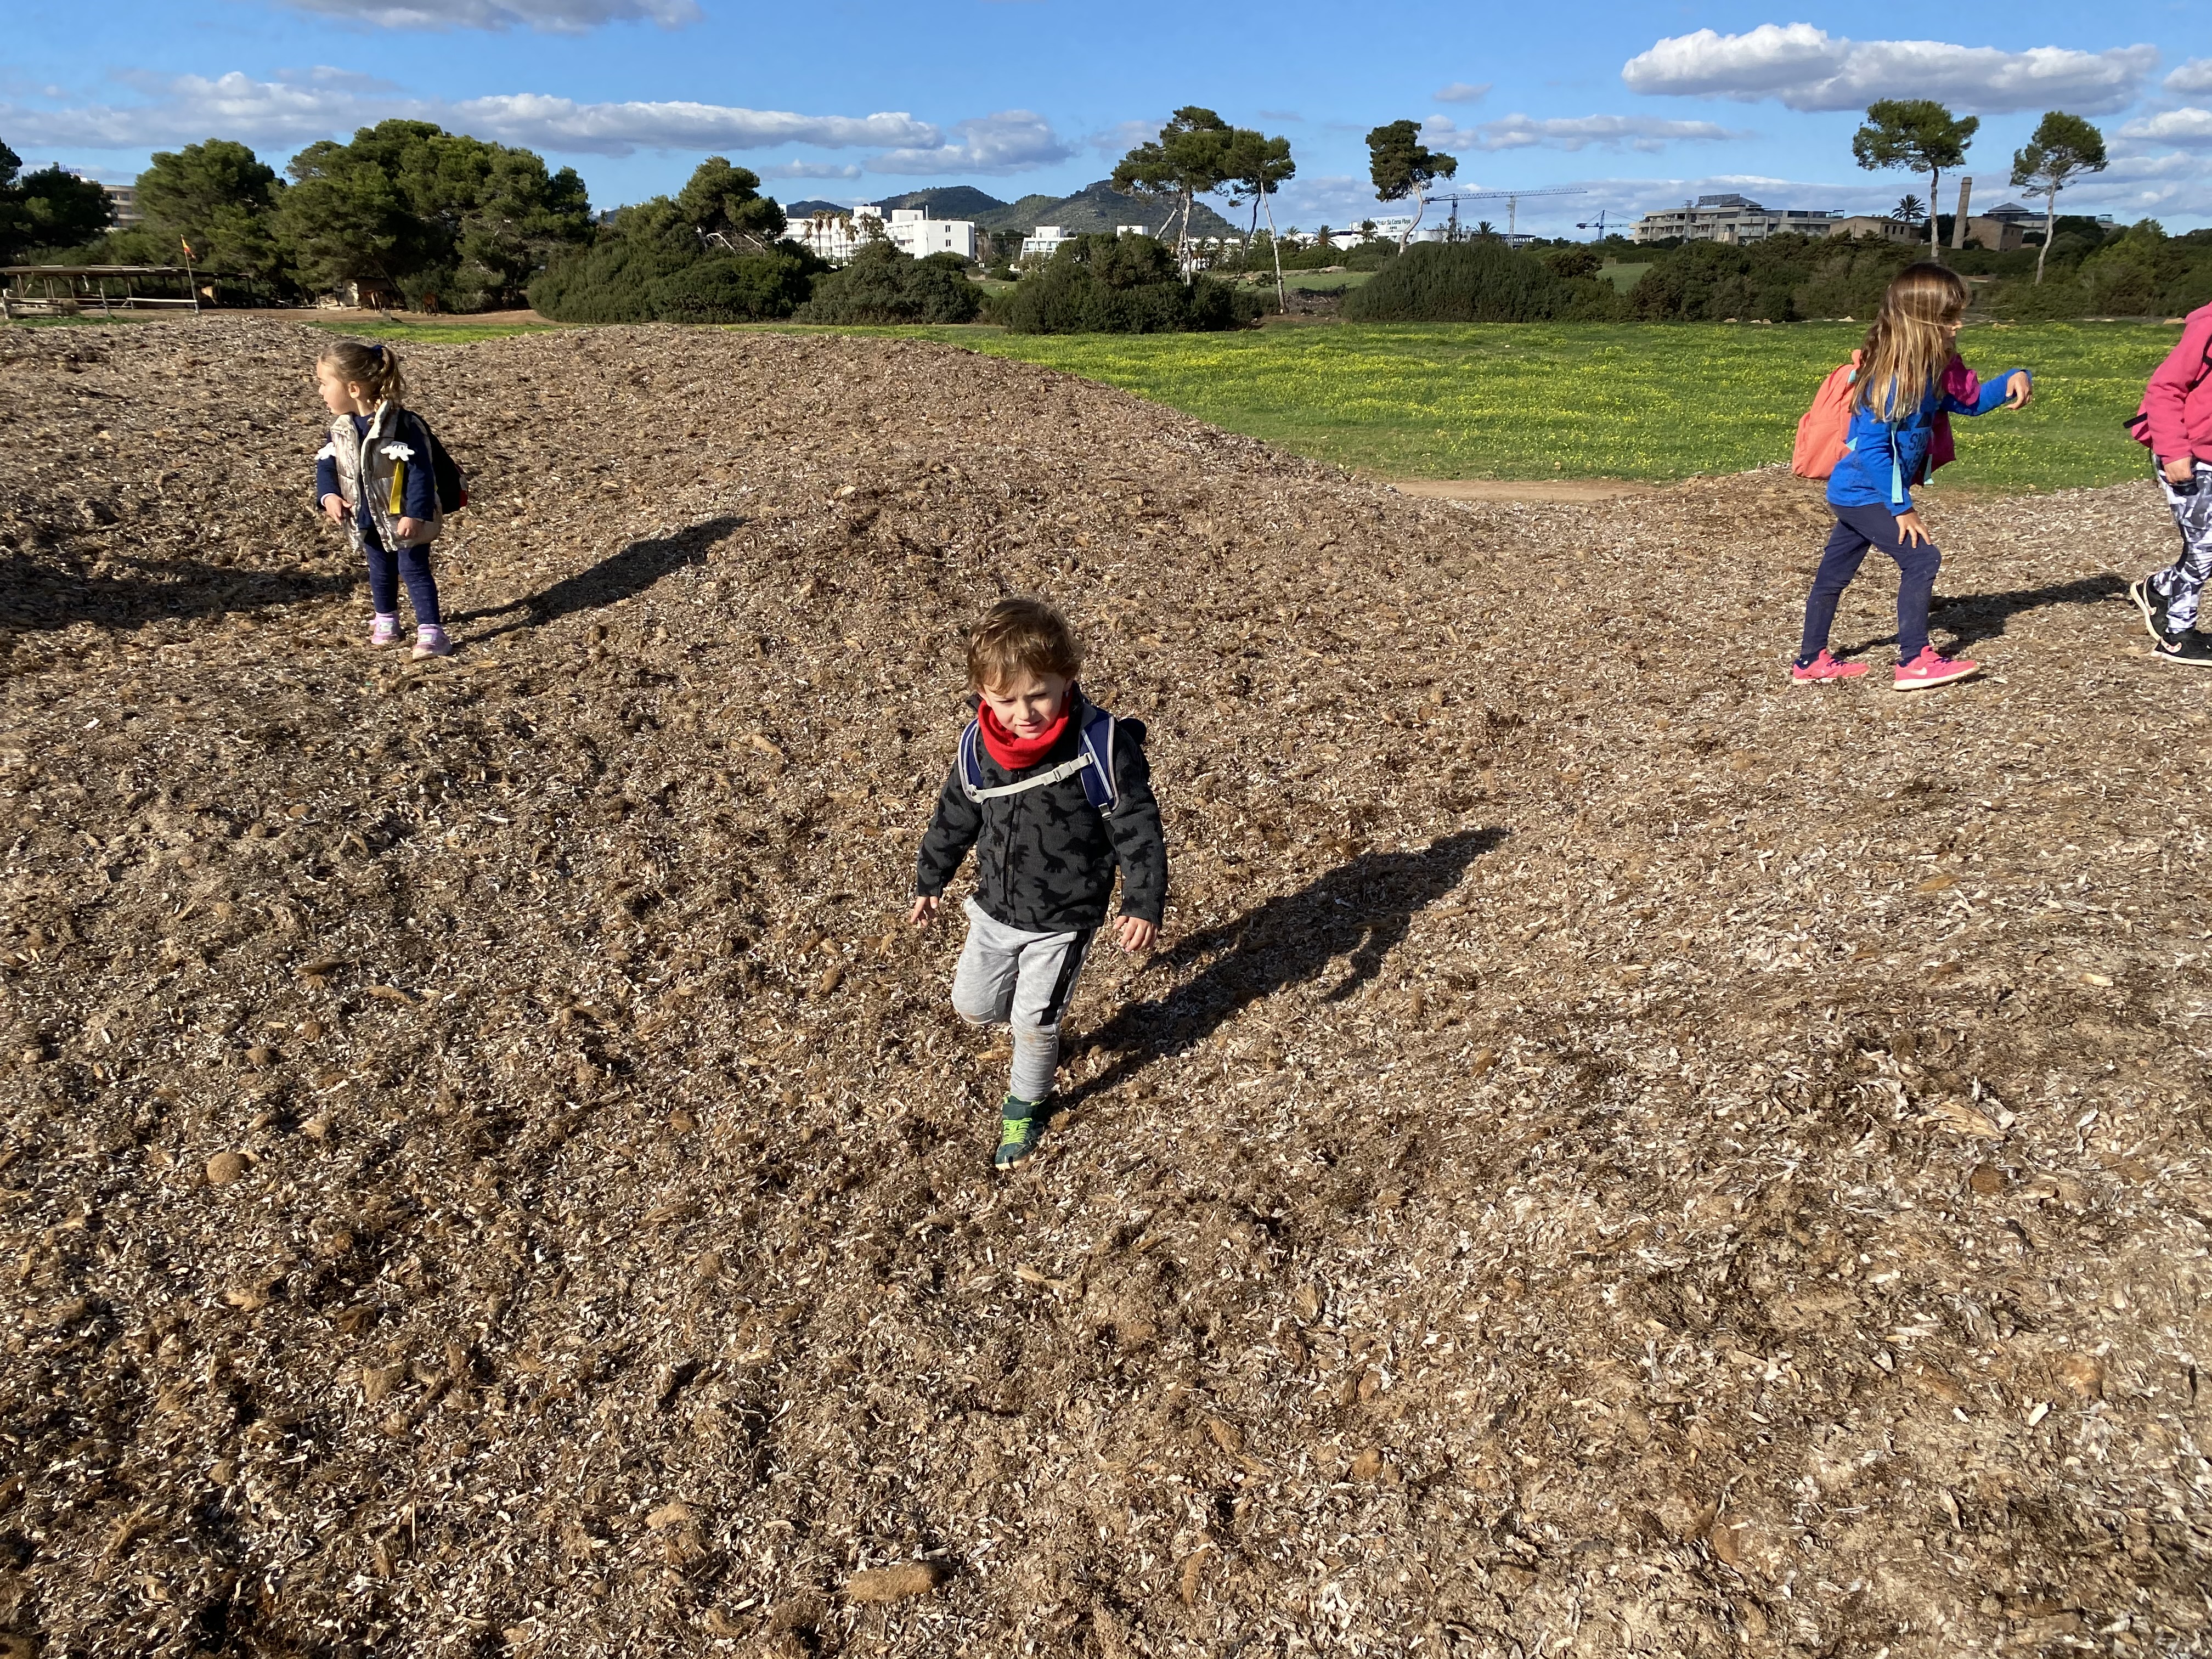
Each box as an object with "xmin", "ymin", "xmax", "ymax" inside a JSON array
[{"xmin": 966, "ymin": 597, "xmax": 1081, "ymax": 691}]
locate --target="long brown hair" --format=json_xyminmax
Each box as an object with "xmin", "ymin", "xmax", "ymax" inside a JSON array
[
  {"xmin": 317, "ymin": 340, "xmax": 407, "ymax": 409},
  {"xmin": 1854, "ymin": 262, "xmax": 1969, "ymax": 421}
]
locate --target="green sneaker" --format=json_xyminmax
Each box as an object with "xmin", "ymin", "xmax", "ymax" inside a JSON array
[{"xmin": 994, "ymin": 1096, "xmax": 1043, "ymax": 1171}]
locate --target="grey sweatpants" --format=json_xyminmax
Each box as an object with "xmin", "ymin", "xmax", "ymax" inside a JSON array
[
  {"xmin": 950, "ymin": 896, "xmax": 1095, "ymax": 1105},
  {"xmin": 2152, "ymin": 454, "xmax": 2212, "ymax": 633}
]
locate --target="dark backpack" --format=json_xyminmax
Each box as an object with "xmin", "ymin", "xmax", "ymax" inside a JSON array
[
  {"xmin": 958, "ymin": 704, "xmax": 1120, "ymax": 812},
  {"xmin": 409, "ymin": 413, "xmax": 469, "ymax": 513}
]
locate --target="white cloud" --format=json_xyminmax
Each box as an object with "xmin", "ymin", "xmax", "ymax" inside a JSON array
[
  {"xmin": 275, "ymin": 0, "xmax": 697, "ymax": 31},
  {"xmin": 450, "ymin": 94, "xmax": 935, "ymax": 156},
  {"xmin": 2121, "ymin": 108, "xmax": 2212, "ymax": 147},
  {"xmin": 0, "ymin": 71, "xmax": 940, "ymax": 158},
  {"xmin": 871, "ymin": 110, "xmax": 1073, "ymax": 176},
  {"xmin": 2169, "ymin": 60, "xmax": 2212, "ymax": 96},
  {"xmin": 1, "ymin": 71, "xmax": 375, "ymax": 148},
  {"xmin": 1084, "ymin": 118, "xmax": 1161, "ymax": 157},
  {"xmin": 1427, "ymin": 112, "xmax": 1745, "ymax": 153},
  {"xmin": 759, "ymin": 160, "xmax": 865, "ymax": 180},
  {"xmin": 1434, "ymin": 82, "xmax": 1491, "ymax": 104},
  {"xmin": 1622, "ymin": 24, "xmax": 2157, "ymax": 114}
]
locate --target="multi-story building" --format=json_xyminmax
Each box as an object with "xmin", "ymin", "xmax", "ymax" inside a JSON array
[
  {"xmin": 104, "ymin": 183, "xmax": 143, "ymax": 228},
  {"xmin": 1632, "ymin": 194, "xmax": 1839, "ymax": 244},
  {"xmin": 1021, "ymin": 225, "xmax": 1074, "ymax": 259},
  {"xmin": 794, "ymin": 203, "xmax": 977, "ymax": 265},
  {"xmin": 1824, "ymin": 215, "xmax": 1921, "ymax": 243}
]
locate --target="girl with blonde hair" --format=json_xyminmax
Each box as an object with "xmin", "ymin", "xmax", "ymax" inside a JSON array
[
  {"xmin": 313, "ymin": 340, "xmax": 450, "ymax": 658},
  {"xmin": 1791, "ymin": 262, "xmax": 2033, "ymax": 691}
]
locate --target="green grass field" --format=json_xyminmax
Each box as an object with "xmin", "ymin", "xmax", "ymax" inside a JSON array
[
  {"xmin": 866, "ymin": 320, "xmax": 2174, "ymax": 492},
  {"xmin": 303, "ymin": 318, "xmax": 557, "ymax": 343}
]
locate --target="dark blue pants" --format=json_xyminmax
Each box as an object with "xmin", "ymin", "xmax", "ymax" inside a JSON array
[
  {"xmin": 364, "ymin": 538, "xmax": 441, "ymax": 627},
  {"xmin": 1798, "ymin": 503, "xmax": 1941, "ymax": 667}
]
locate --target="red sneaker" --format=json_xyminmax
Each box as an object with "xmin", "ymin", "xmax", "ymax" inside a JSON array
[
  {"xmin": 1893, "ymin": 646, "xmax": 1980, "ymax": 692},
  {"xmin": 1790, "ymin": 649, "xmax": 1867, "ymax": 684}
]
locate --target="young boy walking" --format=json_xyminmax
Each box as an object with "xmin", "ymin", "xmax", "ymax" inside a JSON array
[
  {"xmin": 2130, "ymin": 300, "xmax": 2212, "ymax": 665},
  {"xmin": 910, "ymin": 598, "xmax": 1166, "ymax": 1170}
]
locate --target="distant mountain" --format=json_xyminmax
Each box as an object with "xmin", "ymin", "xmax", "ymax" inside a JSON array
[
  {"xmin": 777, "ymin": 180, "xmax": 1240, "ymax": 239},
  {"xmin": 868, "ymin": 186, "xmax": 1009, "ymax": 219},
  {"xmin": 975, "ymin": 180, "xmax": 1240, "ymax": 238}
]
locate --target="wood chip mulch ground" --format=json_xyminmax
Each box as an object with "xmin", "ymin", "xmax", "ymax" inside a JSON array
[{"xmin": 2, "ymin": 317, "xmax": 2208, "ymax": 1658}]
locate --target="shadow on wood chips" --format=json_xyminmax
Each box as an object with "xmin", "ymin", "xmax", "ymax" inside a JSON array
[
  {"xmin": 1, "ymin": 318, "xmax": 2209, "ymax": 1659},
  {"xmin": 454, "ymin": 516, "xmax": 745, "ymax": 642},
  {"xmin": 1836, "ymin": 571, "xmax": 2130, "ymax": 658},
  {"xmin": 1083, "ymin": 828, "xmax": 1509, "ymax": 1097}
]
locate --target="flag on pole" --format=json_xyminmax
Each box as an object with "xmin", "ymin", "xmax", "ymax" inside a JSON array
[{"xmin": 180, "ymin": 238, "xmax": 195, "ymax": 261}]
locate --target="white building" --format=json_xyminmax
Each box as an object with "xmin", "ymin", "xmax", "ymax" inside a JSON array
[
  {"xmin": 884, "ymin": 207, "xmax": 975, "ymax": 260},
  {"xmin": 794, "ymin": 202, "xmax": 977, "ymax": 265},
  {"xmin": 1632, "ymin": 194, "xmax": 1839, "ymax": 245},
  {"xmin": 1022, "ymin": 224, "xmax": 1075, "ymax": 259}
]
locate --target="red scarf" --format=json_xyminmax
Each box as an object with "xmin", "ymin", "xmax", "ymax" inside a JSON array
[{"xmin": 978, "ymin": 699, "xmax": 1069, "ymax": 771}]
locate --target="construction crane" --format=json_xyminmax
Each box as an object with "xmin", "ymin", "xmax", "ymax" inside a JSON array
[
  {"xmin": 1428, "ymin": 186, "xmax": 1588, "ymax": 241},
  {"xmin": 1575, "ymin": 207, "xmax": 1615, "ymax": 241}
]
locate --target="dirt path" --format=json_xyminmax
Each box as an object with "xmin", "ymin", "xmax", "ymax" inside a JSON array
[{"xmin": 3, "ymin": 320, "xmax": 2208, "ymax": 1658}]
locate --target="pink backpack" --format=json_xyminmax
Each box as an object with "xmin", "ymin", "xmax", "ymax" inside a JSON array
[
  {"xmin": 1791, "ymin": 352, "xmax": 1860, "ymax": 478},
  {"xmin": 1792, "ymin": 352, "xmax": 1977, "ymax": 481}
]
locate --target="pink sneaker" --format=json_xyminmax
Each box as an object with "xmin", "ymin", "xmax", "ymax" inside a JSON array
[
  {"xmin": 369, "ymin": 614, "xmax": 400, "ymax": 648},
  {"xmin": 412, "ymin": 625, "xmax": 452, "ymax": 660},
  {"xmin": 1893, "ymin": 646, "xmax": 1980, "ymax": 692},
  {"xmin": 1790, "ymin": 649, "xmax": 1867, "ymax": 684}
]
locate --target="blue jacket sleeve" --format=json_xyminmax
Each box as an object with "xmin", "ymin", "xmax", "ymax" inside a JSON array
[
  {"xmin": 1950, "ymin": 368, "xmax": 2028, "ymax": 417},
  {"xmin": 315, "ymin": 453, "xmax": 338, "ymax": 503}
]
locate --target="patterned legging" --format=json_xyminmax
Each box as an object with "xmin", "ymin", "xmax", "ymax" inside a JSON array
[{"xmin": 2152, "ymin": 454, "xmax": 2212, "ymax": 633}]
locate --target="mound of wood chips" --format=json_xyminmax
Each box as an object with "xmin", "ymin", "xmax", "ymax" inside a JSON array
[{"xmin": 2, "ymin": 317, "xmax": 2208, "ymax": 1658}]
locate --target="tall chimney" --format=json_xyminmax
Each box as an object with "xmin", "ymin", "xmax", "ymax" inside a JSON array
[{"xmin": 1951, "ymin": 177, "xmax": 1973, "ymax": 250}]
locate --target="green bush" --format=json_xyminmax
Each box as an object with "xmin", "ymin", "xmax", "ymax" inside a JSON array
[
  {"xmin": 795, "ymin": 241, "xmax": 981, "ymax": 324},
  {"xmin": 650, "ymin": 252, "xmax": 817, "ymax": 323},
  {"xmin": 1980, "ymin": 220, "xmax": 2212, "ymax": 319},
  {"xmin": 994, "ymin": 234, "xmax": 1270, "ymax": 334},
  {"xmin": 1342, "ymin": 240, "xmax": 1619, "ymax": 322},
  {"xmin": 528, "ymin": 222, "xmax": 696, "ymax": 323},
  {"xmin": 1626, "ymin": 234, "xmax": 1917, "ymax": 322}
]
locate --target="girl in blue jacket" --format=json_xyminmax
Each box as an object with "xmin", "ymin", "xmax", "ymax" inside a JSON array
[{"xmin": 1792, "ymin": 262, "xmax": 2032, "ymax": 691}]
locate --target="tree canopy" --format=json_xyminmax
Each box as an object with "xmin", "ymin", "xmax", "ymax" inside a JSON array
[
  {"xmin": 136, "ymin": 140, "xmax": 288, "ymax": 285},
  {"xmin": 673, "ymin": 157, "xmax": 788, "ymax": 247},
  {"xmin": 1365, "ymin": 120, "xmax": 1458, "ymax": 251},
  {"xmin": 279, "ymin": 120, "xmax": 591, "ymax": 309},
  {"xmin": 1852, "ymin": 99, "xmax": 1977, "ymax": 259},
  {"xmin": 2012, "ymin": 112, "xmax": 2109, "ymax": 284},
  {"xmin": 0, "ymin": 144, "xmax": 113, "ymax": 263},
  {"xmin": 1111, "ymin": 108, "xmax": 1235, "ymax": 269}
]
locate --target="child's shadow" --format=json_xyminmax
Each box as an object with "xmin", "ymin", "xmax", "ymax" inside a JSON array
[
  {"xmin": 452, "ymin": 515, "xmax": 745, "ymax": 641},
  {"xmin": 1841, "ymin": 573, "xmax": 2126, "ymax": 657},
  {"xmin": 1072, "ymin": 827, "xmax": 1507, "ymax": 1100}
]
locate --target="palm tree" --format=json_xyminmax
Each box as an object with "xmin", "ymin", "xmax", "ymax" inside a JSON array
[{"xmin": 1895, "ymin": 194, "xmax": 1926, "ymax": 224}]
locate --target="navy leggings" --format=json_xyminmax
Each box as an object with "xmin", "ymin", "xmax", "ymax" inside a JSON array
[
  {"xmin": 1798, "ymin": 503, "xmax": 1940, "ymax": 667},
  {"xmin": 364, "ymin": 538, "xmax": 442, "ymax": 627}
]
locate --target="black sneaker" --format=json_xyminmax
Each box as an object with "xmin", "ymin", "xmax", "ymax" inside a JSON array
[
  {"xmin": 993, "ymin": 1097, "xmax": 1043, "ymax": 1170},
  {"xmin": 2154, "ymin": 628, "xmax": 2212, "ymax": 667},
  {"xmin": 2131, "ymin": 577, "xmax": 2171, "ymax": 643}
]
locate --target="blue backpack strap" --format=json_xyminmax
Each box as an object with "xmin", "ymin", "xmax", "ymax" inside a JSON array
[
  {"xmin": 958, "ymin": 720, "xmax": 985, "ymax": 802},
  {"xmin": 1077, "ymin": 706, "xmax": 1118, "ymax": 812}
]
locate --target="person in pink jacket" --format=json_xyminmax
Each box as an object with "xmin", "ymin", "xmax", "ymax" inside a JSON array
[{"xmin": 2129, "ymin": 302, "xmax": 2212, "ymax": 665}]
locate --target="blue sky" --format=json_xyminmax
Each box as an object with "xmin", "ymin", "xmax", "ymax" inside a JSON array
[{"xmin": 5, "ymin": 0, "xmax": 2207, "ymax": 235}]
